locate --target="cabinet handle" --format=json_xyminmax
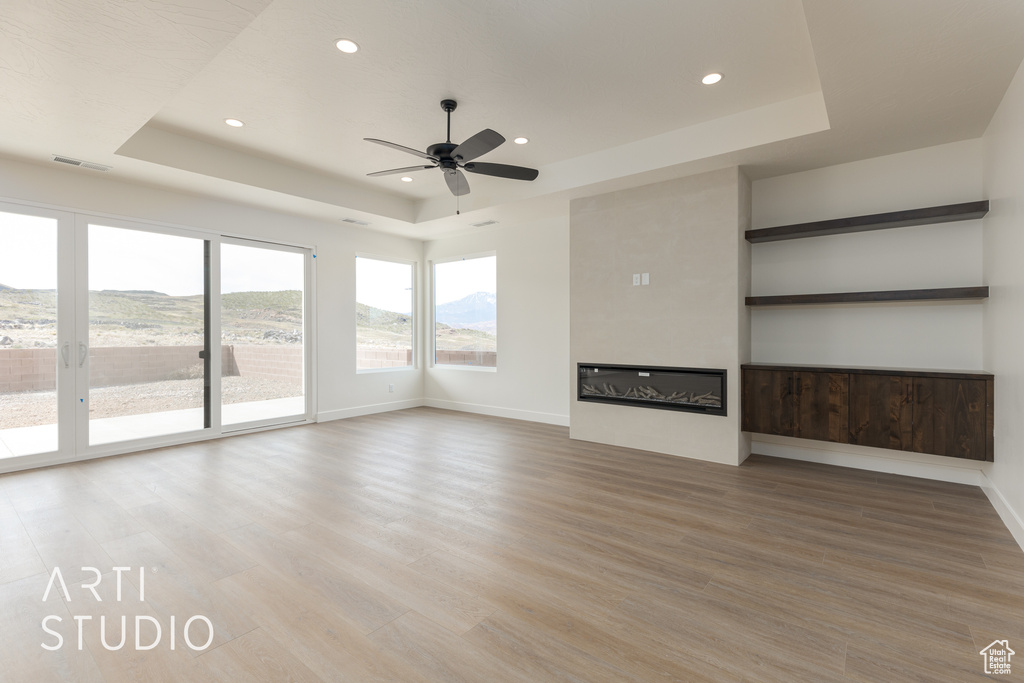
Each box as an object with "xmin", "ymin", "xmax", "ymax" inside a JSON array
[
  {"xmin": 78, "ymin": 342, "xmax": 88, "ymax": 368},
  {"xmin": 61, "ymin": 342, "xmax": 70, "ymax": 368}
]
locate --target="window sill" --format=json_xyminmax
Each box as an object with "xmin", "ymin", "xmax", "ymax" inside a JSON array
[
  {"xmin": 356, "ymin": 365, "xmax": 416, "ymax": 374},
  {"xmin": 431, "ymin": 364, "xmax": 497, "ymax": 372}
]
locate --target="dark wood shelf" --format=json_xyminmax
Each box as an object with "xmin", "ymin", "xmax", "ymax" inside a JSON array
[
  {"xmin": 745, "ymin": 286, "xmax": 988, "ymax": 307},
  {"xmin": 745, "ymin": 200, "xmax": 988, "ymax": 243}
]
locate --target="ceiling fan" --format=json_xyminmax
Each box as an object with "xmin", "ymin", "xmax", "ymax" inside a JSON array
[{"xmin": 364, "ymin": 99, "xmax": 538, "ymax": 197}]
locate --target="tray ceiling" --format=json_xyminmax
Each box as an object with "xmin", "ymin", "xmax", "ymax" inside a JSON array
[{"xmin": 1, "ymin": 0, "xmax": 1023, "ymax": 237}]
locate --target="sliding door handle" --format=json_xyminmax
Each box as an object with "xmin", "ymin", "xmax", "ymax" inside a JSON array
[
  {"xmin": 61, "ymin": 342, "xmax": 70, "ymax": 368},
  {"xmin": 78, "ymin": 342, "xmax": 88, "ymax": 368}
]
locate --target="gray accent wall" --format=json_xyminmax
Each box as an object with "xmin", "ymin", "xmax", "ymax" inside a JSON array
[{"xmin": 569, "ymin": 167, "xmax": 751, "ymax": 465}]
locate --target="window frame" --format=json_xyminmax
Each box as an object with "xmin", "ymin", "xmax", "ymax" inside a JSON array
[
  {"xmin": 354, "ymin": 253, "xmax": 417, "ymax": 374},
  {"xmin": 430, "ymin": 251, "xmax": 497, "ymax": 372}
]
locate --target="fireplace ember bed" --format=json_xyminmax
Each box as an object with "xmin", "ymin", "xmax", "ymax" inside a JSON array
[{"xmin": 577, "ymin": 363, "xmax": 727, "ymax": 416}]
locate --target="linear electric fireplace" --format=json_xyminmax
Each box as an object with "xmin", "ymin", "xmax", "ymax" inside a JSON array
[{"xmin": 577, "ymin": 363, "xmax": 727, "ymax": 416}]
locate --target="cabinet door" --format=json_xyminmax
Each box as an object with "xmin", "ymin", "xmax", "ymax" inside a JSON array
[
  {"xmin": 794, "ymin": 372, "xmax": 849, "ymax": 443},
  {"xmin": 848, "ymin": 374, "xmax": 913, "ymax": 450},
  {"xmin": 912, "ymin": 377, "xmax": 987, "ymax": 459},
  {"xmin": 741, "ymin": 369, "xmax": 795, "ymax": 436}
]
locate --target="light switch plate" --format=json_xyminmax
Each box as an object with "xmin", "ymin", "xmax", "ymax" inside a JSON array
[{"xmin": 641, "ymin": 273, "xmax": 650, "ymax": 285}]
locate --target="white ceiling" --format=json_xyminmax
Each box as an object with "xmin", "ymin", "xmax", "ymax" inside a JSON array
[{"xmin": 2, "ymin": 0, "xmax": 1023, "ymax": 238}]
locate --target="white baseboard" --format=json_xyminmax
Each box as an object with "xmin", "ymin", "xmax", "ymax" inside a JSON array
[
  {"xmin": 423, "ymin": 398, "xmax": 570, "ymax": 427},
  {"xmin": 981, "ymin": 472, "xmax": 1024, "ymax": 553},
  {"xmin": 752, "ymin": 439, "xmax": 985, "ymax": 486},
  {"xmin": 317, "ymin": 398, "xmax": 425, "ymax": 422}
]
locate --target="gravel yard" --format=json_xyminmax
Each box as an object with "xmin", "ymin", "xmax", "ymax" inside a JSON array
[{"xmin": 1, "ymin": 376, "xmax": 301, "ymax": 429}]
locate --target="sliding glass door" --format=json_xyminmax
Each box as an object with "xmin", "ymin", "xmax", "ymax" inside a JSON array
[
  {"xmin": 84, "ymin": 223, "xmax": 209, "ymax": 446},
  {"xmin": 1, "ymin": 206, "xmax": 313, "ymax": 471},
  {"xmin": 220, "ymin": 239, "xmax": 308, "ymax": 429},
  {"xmin": 0, "ymin": 205, "xmax": 72, "ymax": 459}
]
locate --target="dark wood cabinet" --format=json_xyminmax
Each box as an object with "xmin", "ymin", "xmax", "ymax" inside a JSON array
[
  {"xmin": 741, "ymin": 368, "xmax": 848, "ymax": 443},
  {"xmin": 741, "ymin": 369, "xmax": 791, "ymax": 436},
  {"xmin": 794, "ymin": 371, "xmax": 849, "ymax": 442},
  {"xmin": 848, "ymin": 374, "xmax": 913, "ymax": 451},
  {"xmin": 911, "ymin": 376, "xmax": 988, "ymax": 460},
  {"xmin": 742, "ymin": 364, "xmax": 993, "ymax": 461}
]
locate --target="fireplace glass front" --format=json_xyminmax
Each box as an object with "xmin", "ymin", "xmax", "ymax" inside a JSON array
[{"xmin": 577, "ymin": 364, "xmax": 726, "ymax": 415}]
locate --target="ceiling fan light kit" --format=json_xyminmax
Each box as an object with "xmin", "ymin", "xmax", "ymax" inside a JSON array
[{"xmin": 365, "ymin": 99, "xmax": 539, "ymax": 197}]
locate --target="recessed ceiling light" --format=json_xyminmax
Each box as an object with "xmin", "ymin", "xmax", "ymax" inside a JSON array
[
  {"xmin": 336, "ymin": 39, "xmax": 359, "ymax": 53},
  {"xmin": 400, "ymin": 176, "xmax": 413, "ymax": 182},
  {"xmin": 513, "ymin": 137, "xmax": 529, "ymax": 145},
  {"xmin": 224, "ymin": 118, "xmax": 244, "ymax": 127},
  {"xmin": 701, "ymin": 73, "xmax": 723, "ymax": 85}
]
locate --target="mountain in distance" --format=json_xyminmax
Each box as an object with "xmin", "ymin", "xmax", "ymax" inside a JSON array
[{"xmin": 435, "ymin": 291, "xmax": 496, "ymax": 326}]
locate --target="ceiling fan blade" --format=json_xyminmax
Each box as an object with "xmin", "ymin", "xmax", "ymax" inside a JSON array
[
  {"xmin": 444, "ymin": 169, "xmax": 470, "ymax": 196},
  {"xmin": 364, "ymin": 138, "xmax": 438, "ymax": 162},
  {"xmin": 463, "ymin": 162, "xmax": 539, "ymax": 181},
  {"xmin": 367, "ymin": 165, "xmax": 437, "ymax": 177},
  {"xmin": 451, "ymin": 129, "xmax": 505, "ymax": 163}
]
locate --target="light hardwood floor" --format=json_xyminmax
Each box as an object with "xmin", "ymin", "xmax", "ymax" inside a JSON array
[{"xmin": 1, "ymin": 407, "xmax": 1021, "ymax": 682}]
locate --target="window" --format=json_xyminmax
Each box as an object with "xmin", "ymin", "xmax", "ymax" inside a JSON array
[
  {"xmin": 356, "ymin": 256, "xmax": 414, "ymax": 370},
  {"xmin": 433, "ymin": 254, "xmax": 496, "ymax": 367}
]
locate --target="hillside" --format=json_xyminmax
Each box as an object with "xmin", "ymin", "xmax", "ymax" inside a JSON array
[
  {"xmin": 356, "ymin": 302, "xmax": 412, "ymax": 348},
  {"xmin": 434, "ymin": 322, "xmax": 496, "ymax": 352},
  {"xmin": 1, "ymin": 287, "xmax": 495, "ymax": 351},
  {"xmin": 0, "ymin": 287, "xmax": 304, "ymax": 348}
]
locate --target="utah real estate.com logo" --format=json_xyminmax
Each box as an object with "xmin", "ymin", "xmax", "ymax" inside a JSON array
[
  {"xmin": 40, "ymin": 566, "xmax": 214, "ymax": 652},
  {"xmin": 980, "ymin": 640, "xmax": 1014, "ymax": 676}
]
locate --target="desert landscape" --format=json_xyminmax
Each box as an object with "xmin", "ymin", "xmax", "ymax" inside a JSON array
[{"xmin": 1, "ymin": 286, "xmax": 497, "ymax": 429}]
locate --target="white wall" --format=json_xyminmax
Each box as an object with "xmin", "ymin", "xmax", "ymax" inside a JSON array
[
  {"xmin": 423, "ymin": 216, "xmax": 570, "ymax": 425},
  {"xmin": 0, "ymin": 156, "xmax": 425, "ymax": 422},
  {"xmin": 749, "ymin": 140, "xmax": 989, "ymax": 482},
  {"xmin": 569, "ymin": 168, "xmax": 751, "ymax": 465},
  {"xmin": 983, "ymin": 58, "xmax": 1024, "ymax": 548}
]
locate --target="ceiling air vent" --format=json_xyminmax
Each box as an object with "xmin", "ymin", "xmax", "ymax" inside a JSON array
[
  {"xmin": 341, "ymin": 218, "xmax": 370, "ymax": 226},
  {"xmin": 471, "ymin": 220, "xmax": 498, "ymax": 228},
  {"xmin": 51, "ymin": 155, "xmax": 111, "ymax": 172}
]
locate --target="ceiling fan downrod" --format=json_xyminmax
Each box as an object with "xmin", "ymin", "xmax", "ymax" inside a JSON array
[{"xmin": 441, "ymin": 99, "xmax": 457, "ymax": 144}]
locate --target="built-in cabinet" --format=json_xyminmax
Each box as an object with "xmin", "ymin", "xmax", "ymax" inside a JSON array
[
  {"xmin": 741, "ymin": 368, "xmax": 848, "ymax": 443},
  {"xmin": 742, "ymin": 364, "xmax": 993, "ymax": 461},
  {"xmin": 743, "ymin": 200, "xmax": 993, "ymax": 461}
]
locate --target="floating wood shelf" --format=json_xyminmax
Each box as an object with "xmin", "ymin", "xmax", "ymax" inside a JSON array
[
  {"xmin": 745, "ymin": 200, "xmax": 989, "ymax": 243},
  {"xmin": 745, "ymin": 286, "xmax": 989, "ymax": 307}
]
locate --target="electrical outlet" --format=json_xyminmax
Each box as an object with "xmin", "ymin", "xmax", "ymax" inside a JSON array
[
  {"xmin": 632, "ymin": 273, "xmax": 641, "ymax": 286},
  {"xmin": 388, "ymin": 384, "xmax": 395, "ymax": 393}
]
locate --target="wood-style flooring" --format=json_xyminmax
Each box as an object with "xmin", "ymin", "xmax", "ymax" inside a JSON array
[{"xmin": 1, "ymin": 407, "xmax": 1021, "ymax": 682}]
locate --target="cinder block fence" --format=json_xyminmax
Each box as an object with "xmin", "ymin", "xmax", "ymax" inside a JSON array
[{"xmin": 0, "ymin": 345, "xmax": 303, "ymax": 392}]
